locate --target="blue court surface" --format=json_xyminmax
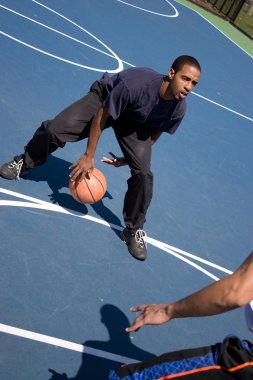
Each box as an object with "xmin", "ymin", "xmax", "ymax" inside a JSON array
[{"xmin": 0, "ymin": 1, "xmax": 253, "ymax": 379}]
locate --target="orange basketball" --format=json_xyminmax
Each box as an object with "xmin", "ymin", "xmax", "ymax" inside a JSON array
[{"xmin": 69, "ymin": 167, "xmax": 107, "ymax": 204}]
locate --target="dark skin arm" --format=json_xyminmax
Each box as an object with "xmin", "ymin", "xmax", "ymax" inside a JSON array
[
  {"xmin": 126, "ymin": 251, "xmax": 253, "ymax": 332},
  {"xmin": 69, "ymin": 106, "xmax": 110, "ymax": 181}
]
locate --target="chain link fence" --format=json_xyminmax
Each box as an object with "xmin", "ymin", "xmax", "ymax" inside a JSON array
[{"xmin": 206, "ymin": 0, "xmax": 253, "ymax": 38}]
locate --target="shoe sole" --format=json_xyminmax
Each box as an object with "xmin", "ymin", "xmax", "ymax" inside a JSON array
[
  {"xmin": 0, "ymin": 165, "xmax": 28, "ymax": 180},
  {"xmin": 0, "ymin": 172, "xmax": 27, "ymax": 180},
  {"xmin": 0, "ymin": 172, "xmax": 18, "ymax": 180},
  {"xmin": 120, "ymin": 230, "xmax": 127, "ymax": 243}
]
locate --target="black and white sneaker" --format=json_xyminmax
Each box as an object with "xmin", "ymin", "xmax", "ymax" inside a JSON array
[
  {"xmin": 121, "ymin": 227, "xmax": 147, "ymax": 261},
  {"xmin": 0, "ymin": 155, "xmax": 28, "ymax": 180}
]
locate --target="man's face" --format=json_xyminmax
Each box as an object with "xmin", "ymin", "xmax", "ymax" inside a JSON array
[{"xmin": 167, "ymin": 64, "xmax": 201, "ymax": 101}]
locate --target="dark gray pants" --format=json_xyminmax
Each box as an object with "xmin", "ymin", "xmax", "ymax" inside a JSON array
[{"xmin": 24, "ymin": 81, "xmax": 153, "ymax": 230}]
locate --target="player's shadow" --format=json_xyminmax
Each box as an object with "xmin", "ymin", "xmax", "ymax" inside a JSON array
[
  {"xmin": 25, "ymin": 155, "xmax": 123, "ymax": 236},
  {"xmin": 48, "ymin": 304, "xmax": 155, "ymax": 380}
]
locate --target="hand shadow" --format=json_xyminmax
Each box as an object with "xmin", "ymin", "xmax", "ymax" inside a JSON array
[
  {"xmin": 25, "ymin": 155, "xmax": 123, "ymax": 236},
  {"xmin": 48, "ymin": 304, "xmax": 155, "ymax": 380}
]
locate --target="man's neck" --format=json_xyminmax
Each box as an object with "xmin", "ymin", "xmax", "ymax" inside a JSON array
[{"xmin": 159, "ymin": 80, "xmax": 173, "ymax": 100}]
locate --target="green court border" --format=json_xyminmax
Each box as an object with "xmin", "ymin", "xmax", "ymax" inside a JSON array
[{"xmin": 176, "ymin": 0, "xmax": 253, "ymax": 57}]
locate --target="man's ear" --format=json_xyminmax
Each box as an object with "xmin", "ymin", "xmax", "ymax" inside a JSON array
[{"xmin": 168, "ymin": 68, "xmax": 175, "ymax": 80}]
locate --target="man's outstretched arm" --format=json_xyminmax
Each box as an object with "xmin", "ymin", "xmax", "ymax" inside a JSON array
[{"xmin": 126, "ymin": 251, "xmax": 253, "ymax": 332}]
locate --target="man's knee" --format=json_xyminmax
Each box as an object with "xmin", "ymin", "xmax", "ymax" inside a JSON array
[
  {"xmin": 128, "ymin": 171, "xmax": 153, "ymax": 200},
  {"xmin": 42, "ymin": 119, "xmax": 67, "ymax": 147}
]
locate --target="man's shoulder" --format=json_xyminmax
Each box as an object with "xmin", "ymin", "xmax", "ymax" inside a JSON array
[
  {"xmin": 122, "ymin": 67, "xmax": 159, "ymax": 75},
  {"xmin": 119, "ymin": 67, "xmax": 162, "ymax": 84}
]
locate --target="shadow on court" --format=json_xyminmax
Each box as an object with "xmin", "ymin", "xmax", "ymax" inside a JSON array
[
  {"xmin": 25, "ymin": 155, "xmax": 123, "ymax": 235},
  {"xmin": 48, "ymin": 304, "xmax": 155, "ymax": 380}
]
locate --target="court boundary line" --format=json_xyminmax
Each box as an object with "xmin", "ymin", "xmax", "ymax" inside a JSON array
[
  {"xmin": 0, "ymin": 1, "xmax": 123, "ymax": 73},
  {"xmin": 0, "ymin": 187, "xmax": 232, "ymax": 281},
  {"xmin": 115, "ymin": 0, "xmax": 179, "ymax": 17},
  {"xmin": 192, "ymin": 91, "xmax": 253, "ymax": 122},
  {"xmin": 0, "ymin": 2, "xmax": 252, "ymax": 121},
  {"xmin": 0, "ymin": 323, "xmax": 138, "ymax": 364},
  {"xmin": 0, "ymin": 0, "xmax": 250, "ymax": 373}
]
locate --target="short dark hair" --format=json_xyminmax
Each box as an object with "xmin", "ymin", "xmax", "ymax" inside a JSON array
[{"xmin": 171, "ymin": 55, "xmax": 201, "ymax": 73}]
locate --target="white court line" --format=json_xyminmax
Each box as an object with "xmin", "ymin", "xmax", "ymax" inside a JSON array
[
  {"xmin": 0, "ymin": 198, "xmax": 231, "ymax": 281},
  {"xmin": 116, "ymin": 0, "xmax": 179, "ymax": 17},
  {"xmin": 0, "ymin": 1, "xmax": 123, "ymax": 73},
  {"xmin": 0, "ymin": 0, "xmax": 245, "ymax": 365},
  {"xmin": 32, "ymin": 0, "xmax": 124, "ymax": 73},
  {"xmin": 192, "ymin": 91, "xmax": 253, "ymax": 122},
  {"xmin": 0, "ymin": 196, "xmax": 230, "ymax": 281},
  {"xmin": 0, "ymin": 186, "xmax": 233, "ymax": 360},
  {"xmin": 0, "ymin": 187, "xmax": 232, "ymax": 280},
  {"xmin": 0, "ymin": 323, "xmax": 137, "ymax": 364},
  {"xmin": 0, "ymin": 186, "xmax": 234, "ymax": 362},
  {"xmin": 0, "ymin": 2, "xmax": 252, "ymax": 121},
  {"xmin": 1, "ymin": 31, "xmax": 121, "ymax": 72},
  {"xmin": 0, "ymin": 4, "xmax": 118, "ymax": 59},
  {"xmin": 0, "ymin": 3, "xmax": 133, "ymax": 68}
]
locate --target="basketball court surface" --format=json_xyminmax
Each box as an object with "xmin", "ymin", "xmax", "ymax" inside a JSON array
[{"xmin": 0, "ymin": 1, "xmax": 253, "ymax": 378}]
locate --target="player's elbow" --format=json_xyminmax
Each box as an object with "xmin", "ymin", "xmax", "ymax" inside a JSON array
[{"xmin": 221, "ymin": 284, "xmax": 253, "ymax": 309}]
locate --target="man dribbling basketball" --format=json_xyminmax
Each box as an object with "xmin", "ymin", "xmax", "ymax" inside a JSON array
[{"xmin": 0, "ymin": 56, "xmax": 201, "ymax": 261}]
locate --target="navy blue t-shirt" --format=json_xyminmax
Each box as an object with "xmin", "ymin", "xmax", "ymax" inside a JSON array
[{"xmin": 98, "ymin": 67, "xmax": 186, "ymax": 134}]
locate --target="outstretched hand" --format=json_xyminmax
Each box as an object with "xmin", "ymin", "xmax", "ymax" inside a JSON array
[
  {"xmin": 101, "ymin": 152, "xmax": 127, "ymax": 167},
  {"xmin": 69, "ymin": 154, "xmax": 94, "ymax": 182},
  {"xmin": 125, "ymin": 303, "xmax": 172, "ymax": 333}
]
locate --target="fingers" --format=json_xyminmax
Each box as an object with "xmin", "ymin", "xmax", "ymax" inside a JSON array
[
  {"xmin": 125, "ymin": 322, "xmax": 142, "ymax": 333},
  {"xmin": 109, "ymin": 152, "xmax": 121, "ymax": 167},
  {"xmin": 101, "ymin": 156, "xmax": 119, "ymax": 166},
  {"xmin": 69, "ymin": 162, "xmax": 76, "ymax": 170},
  {"xmin": 101, "ymin": 157, "xmax": 114, "ymax": 165},
  {"xmin": 125, "ymin": 304, "xmax": 171, "ymax": 333},
  {"xmin": 69, "ymin": 161, "xmax": 79, "ymax": 181},
  {"xmin": 79, "ymin": 170, "xmax": 91, "ymax": 182},
  {"xmin": 69, "ymin": 167, "xmax": 82, "ymax": 181},
  {"xmin": 109, "ymin": 152, "xmax": 117, "ymax": 159},
  {"xmin": 69, "ymin": 157, "xmax": 93, "ymax": 182},
  {"xmin": 69, "ymin": 165, "xmax": 92, "ymax": 182},
  {"xmin": 130, "ymin": 304, "xmax": 148, "ymax": 312},
  {"xmin": 125, "ymin": 313, "xmax": 147, "ymax": 332},
  {"xmin": 101, "ymin": 152, "xmax": 126, "ymax": 167},
  {"xmin": 125, "ymin": 304, "xmax": 148, "ymax": 333}
]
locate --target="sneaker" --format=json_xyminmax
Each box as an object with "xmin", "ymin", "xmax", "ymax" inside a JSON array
[
  {"xmin": 121, "ymin": 227, "xmax": 147, "ymax": 261},
  {"xmin": 0, "ymin": 155, "xmax": 28, "ymax": 180}
]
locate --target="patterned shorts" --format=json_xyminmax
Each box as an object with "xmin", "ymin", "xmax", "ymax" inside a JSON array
[{"xmin": 109, "ymin": 336, "xmax": 253, "ymax": 380}]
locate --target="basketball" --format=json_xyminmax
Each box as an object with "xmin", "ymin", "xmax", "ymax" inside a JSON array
[{"xmin": 69, "ymin": 167, "xmax": 107, "ymax": 204}]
